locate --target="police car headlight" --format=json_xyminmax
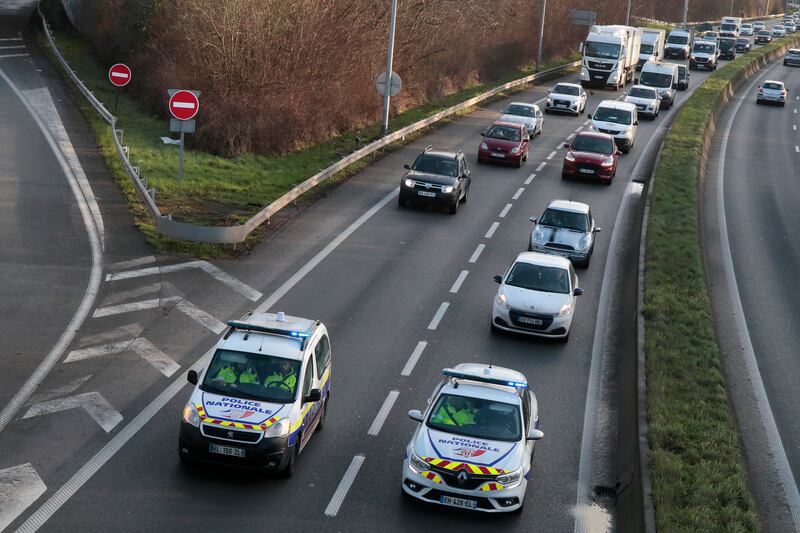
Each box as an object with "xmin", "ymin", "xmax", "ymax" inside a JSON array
[
  {"xmin": 408, "ymin": 451, "xmax": 429, "ymax": 473},
  {"xmin": 496, "ymin": 467, "xmax": 523, "ymax": 485},
  {"xmin": 182, "ymin": 403, "xmax": 200, "ymax": 427},
  {"xmin": 264, "ymin": 418, "xmax": 290, "ymax": 438}
]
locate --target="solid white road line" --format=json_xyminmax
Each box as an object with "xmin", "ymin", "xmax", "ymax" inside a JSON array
[
  {"xmin": 324, "ymin": 455, "xmax": 366, "ymax": 517},
  {"xmin": 65, "ymin": 338, "xmax": 180, "ymax": 377},
  {"xmin": 76, "ymin": 323, "xmax": 144, "ymax": 348},
  {"xmin": 512, "ymin": 187, "xmax": 525, "ymax": 200},
  {"xmin": 449, "ymin": 270, "xmax": 469, "ymax": 294},
  {"xmin": 427, "ymin": 303, "xmax": 449, "ymax": 330},
  {"xmin": 175, "ymin": 300, "xmax": 226, "ymax": 334},
  {"xmin": 0, "ymin": 463, "xmax": 46, "ymax": 532},
  {"xmin": 468, "ymin": 244, "xmax": 485, "ymax": 263},
  {"xmin": 101, "ymin": 282, "xmax": 161, "ymax": 306},
  {"xmin": 536, "ymin": 161, "xmax": 547, "ymax": 171},
  {"xmin": 109, "ymin": 255, "xmax": 156, "ymax": 271},
  {"xmin": 499, "ymin": 203, "xmax": 512, "ymax": 218},
  {"xmin": 525, "ymin": 173, "xmax": 537, "ymax": 185},
  {"xmin": 22, "ymin": 392, "xmax": 122, "ymax": 433},
  {"xmin": 367, "ymin": 391, "xmax": 399, "ymax": 436},
  {"xmin": 401, "ymin": 341, "xmax": 427, "ymax": 377},
  {"xmin": 0, "ymin": 66, "xmax": 103, "ymax": 435},
  {"xmin": 484, "ymin": 221, "xmax": 500, "ymax": 239},
  {"xmin": 546, "ymin": 150, "xmax": 557, "ymax": 160}
]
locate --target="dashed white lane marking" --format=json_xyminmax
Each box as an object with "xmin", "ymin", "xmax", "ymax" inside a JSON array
[
  {"xmin": 794, "ymin": 124, "xmax": 797, "ymax": 131},
  {"xmin": 536, "ymin": 161, "xmax": 547, "ymax": 171},
  {"xmin": 546, "ymin": 150, "xmax": 557, "ymax": 160},
  {"xmin": 796, "ymin": 96, "xmax": 799, "ymax": 100},
  {"xmin": 367, "ymin": 391, "xmax": 399, "ymax": 436},
  {"xmin": 0, "ymin": 463, "xmax": 46, "ymax": 532},
  {"xmin": 450, "ymin": 270, "xmax": 469, "ymax": 294},
  {"xmin": 0, "ymin": 37, "xmax": 22, "ymax": 41},
  {"xmin": 796, "ymin": 145, "xmax": 799, "ymax": 153},
  {"xmin": 512, "ymin": 187, "xmax": 525, "ymax": 200},
  {"xmin": 101, "ymin": 282, "xmax": 161, "ymax": 306},
  {"xmin": 583, "ymin": 119, "xmax": 591, "ymax": 126},
  {"xmin": 23, "ymin": 392, "xmax": 122, "ymax": 433},
  {"xmin": 76, "ymin": 323, "xmax": 144, "ymax": 348},
  {"xmin": 574, "ymin": 126, "xmax": 583, "ymax": 133},
  {"xmin": 401, "ymin": 341, "xmax": 427, "ymax": 376},
  {"xmin": 525, "ymin": 173, "xmax": 537, "ymax": 185},
  {"xmin": 0, "ymin": 53, "xmax": 28, "ymax": 59},
  {"xmin": 427, "ymin": 302, "xmax": 449, "ymax": 330},
  {"xmin": 567, "ymin": 133, "xmax": 576, "ymax": 140},
  {"xmin": 795, "ymin": 108, "xmax": 798, "ymax": 114},
  {"xmin": 109, "ymin": 255, "xmax": 156, "ymax": 271},
  {"xmin": 485, "ymin": 221, "xmax": 500, "ymax": 239},
  {"xmin": 499, "ymin": 203, "xmax": 513, "ymax": 218},
  {"xmin": 65, "ymin": 338, "xmax": 180, "ymax": 377},
  {"xmin": 468, "ymin": 244, "xmax": 485, "ymax": 263},
  {"xmin": 324, "ymin": 455, "xmax": 366, "ymax": 517},
  {"xmin": 175, "ymin": 300, "xmax": 226, "ymax": 334}
]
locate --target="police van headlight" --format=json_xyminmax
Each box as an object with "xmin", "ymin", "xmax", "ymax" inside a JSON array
[
  {"xmin": 182, "ymin": 403, "xmax": 200, "ymax": 427},
  {"xmin": 408, "ymin": 451, "xmax": 429, "ymax": 473},
  {"xmin": 264, "ymin": 418, "xmax": 291, "ymax": 438},
  {"xmin": 496, "ymin": 467, "xmax": 524, "ymax": 486}
]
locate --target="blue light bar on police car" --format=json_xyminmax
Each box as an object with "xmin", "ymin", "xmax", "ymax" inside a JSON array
[
  {"xmin": 226, "ymin": 320, "xmax": 312, "ymax": 339},
  {"xmin": 442, "ymin": 368, "xmax": 527, "ymax": 388}
]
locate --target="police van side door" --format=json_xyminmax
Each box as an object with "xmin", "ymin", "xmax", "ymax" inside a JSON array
[{"xmin": 298, "ymin": 355, "xmax": 318, "ymax": 450}]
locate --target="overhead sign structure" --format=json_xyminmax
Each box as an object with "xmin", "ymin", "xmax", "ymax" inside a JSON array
[
  {"xmin": 168, "ymin": 89, "xmax": 200, "ymax": 121},
  {"xmin": 108, "ymin": 63, "xmax": 132, "ymax": 87}
]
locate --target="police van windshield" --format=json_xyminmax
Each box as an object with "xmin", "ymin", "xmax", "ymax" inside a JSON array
[
  {"xmin": 427, "ymin": 393, "xmax": 522, "ymax": 442},
  {"xmin": 201, "ymin": 349, "xmax": 302, "ymax": 404}
]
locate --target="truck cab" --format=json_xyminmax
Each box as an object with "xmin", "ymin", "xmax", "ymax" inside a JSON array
[
  {"xmin": 580, "ymin": 25, "xmax": 642, "ymax": 90},
  {"xmin": 720, "ymin": 16, "xmax": 742, "ymax": 38}
]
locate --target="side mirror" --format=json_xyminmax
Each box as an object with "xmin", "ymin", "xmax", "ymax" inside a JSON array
[
  {"xmin": 547, "ymin": 89, "xmax": 552, "ymax": 93},
  {"xmin": 408, "ymin": 409, "xmax": 424, "ymax": 423},
  {"xmin": 587, "ymin": 113, "xmax": 592, "ymax": 119},
  {"xmin": 527, "ymin": 429, "xmax": 545, "ymax": 441},
  {"xmin": 594, "ymin": 226, "xmax": 603, "ymax": 232},
  {"xmin": 480, "ymin": 132, "xmax": 486, "ymax": 137},
  {"xmin": 187, "ymin": 370, "xmax": 198, "ymax": 385},
  {"xmin": 673, "ymin": 83, "xmax": 678, "ymax": 89},
  {"xmin": 574, "ymin": 287, "xmax": 585, "ymax": 296},
  {"xmin": 529, "ymin": 216, "xmax": 538, "ymax": 223},
  {"xmin": 634, "ymin": 78, "xmax": 639, "ymax": 84},
  {"xmin": 634, "ymin": 120, "xmax": 639, "ymax": 126},
  {"xmin": 493, "ymin": 275, "xmax": 503, "ymax": 284},
  {"xmin": 303, "ymin": 389, "xmax": 322, "ymax": 403},
  {"xmin": 615, "ymin": 150, "xmax": 622, "ymax": 156},
  {"xmin": 403, "ymin": 164, "xmax": 410, "ymax": 170}
]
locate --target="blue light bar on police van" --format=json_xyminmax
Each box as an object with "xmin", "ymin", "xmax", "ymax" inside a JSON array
[
  {"xmin": 442, "ymin": 368, "xmax": 527, "ymax": 388},
  {"xmin": 226, "ymin": 320, "xmax": 312, "ymax": 340}
]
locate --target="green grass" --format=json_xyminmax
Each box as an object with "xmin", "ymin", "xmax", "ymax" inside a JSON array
[
  {"xmin": 645, "ymin": 36, "xmax": 799, "ymax": 532},
  {"xmin": 41, "ymin": 20, "xmax": 578, "ymax": 256}
]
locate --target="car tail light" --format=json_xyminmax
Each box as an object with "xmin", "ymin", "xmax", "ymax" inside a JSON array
[{"xmin": 782, "ymin": 90, "xmax": 787, "ymax": 96}]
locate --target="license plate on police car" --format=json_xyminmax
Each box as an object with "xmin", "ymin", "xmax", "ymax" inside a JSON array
[
  {"xmin": 417, "ymin": 191, "xmax": 436, "ymax": 197},
  {"xmin": 580, "ymin": 168, "xmax": 595, "ymax": 174},
  {"xmin": 491, "ymin": 152, "xmax": 505, "ymax": 158},
  {"xmin": 519, "ymin": 316, "xmax": 544, "ymax": 325},
  {"xmin": 440, "ymin": 495, "xmax": 478, "ymax": 509},
  {"xmin": 209, "ymin": 444, "xmax": 245, "ymax": 458}
]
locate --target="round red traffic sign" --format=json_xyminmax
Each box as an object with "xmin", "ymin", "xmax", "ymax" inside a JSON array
[
  {"xmin": 168, "ymin": 90, "xmax": 200, "ymax": 121},
  {"xmin": 108, "ymin": 63, "xmax": 132, "ymax": 87}
]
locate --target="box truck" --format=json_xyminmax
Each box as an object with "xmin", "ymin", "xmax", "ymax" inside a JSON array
[{"xmin": 580, "ymin": 25, "xmax": 643, "ymax": 90}]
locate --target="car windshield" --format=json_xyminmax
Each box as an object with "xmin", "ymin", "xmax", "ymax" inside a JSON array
[
  {"xmin": 758, "ymin": 31, "xmax": 770, "ymax": 36},
  {"xmin": 640, "ymin": 43, "xmax": 654, "ymax": 55},
  {"xmin": 693, "ymin": 42, "xmax": 715, "ymax": 54},
  {"xmin": 505, "ymin": 261, "xmax": 571, "ymax": 294},
  {"xmin": 540, "ymin": 208, "xmax": 589, "ymax": 231},
  {"xmin": 504, "ymin": 104, "xmax": 535, "ymax": 117},
  {"xmin": 427, "ymin": 393, "xmax": 522, "ymax": 442},
  {"xmin": 593, "ymin": 106, "xmax": 632, "ymax": 125},
  {"xmin": 721, "ymin": 23, "xmax": 737, "ymax": 31},
  {"xmin": 412, "ymin": 154, "xmax": 458, "ymax": 176},
  {"xmin": 719, "ymin": 39, "xmax": 735, "ymax": 49},
  {"xmin": 572, "ymin": 135, "xmax": 614, "ymax": 154},
  {"xmin": 737, "ymin": 38, "xmax": 749, "ymax": 44},
  {"xmin": 584, "ymin": 41, "xmax": 621, "ymax": 59},
  {"xmin": 667, "ymin": 34, "xmax": 689, "ymax": 44},
  {"xmin": 201, "ymin": 349, "xmax": 302, "ymax": 404},
  {"xmin": 553, "ymin": 84, "xmax": 580, "ymax": 96},
  {"xmin": 762, "ymin": 82, "xmax": 784, "ymax": 90},
  {"xmin": 486, "ymin": 125, "xmax": 521, "ymax": 142},
  {"xmin": 640, "ymin": 71, "xmax": 673, "ymax": 88},
  {"xmin": 629, "ymin": 87, "xmax": 657, "ymax": 99}
]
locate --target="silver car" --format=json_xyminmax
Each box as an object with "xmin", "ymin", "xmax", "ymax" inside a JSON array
[
  {"xmin": 528, "ymin": 200, "xmax": 601, "ymax": 268},
  {"xmin": 756, "ymin": 80, "xmax": 787, "ymax": 106},
  {"xmin": 545, "ymin": 82, "xmax": 588, "ymax": 116},
  {"xmin": 624, "ymin": 85, "xmax": 661, "ymax": 119},
  {"xmin": 499, "ymin": 102, "xmax": 543, "ymax": 137}
]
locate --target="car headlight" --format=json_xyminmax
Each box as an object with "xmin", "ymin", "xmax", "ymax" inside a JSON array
[
  {"xmin": 511, "ymin": 147, "xmax": 521, "ymax": 154},
  {"xmin": 182, "ymin": 403, "xmax": 200, "ymax": 427},
  {"xmin": 578, "ymin": 235, "xmax": 591, "ymax": 251},
  {"xmin": 558, "ymin": 303, "xmax": 572, "ymax": 317},
  {"xmin": 480, "ymin": 142, "xmax": 489, "ymax": 150},
  {"xmin": 601, "ymin": 157, "xmax": 614, "ymax": 166},
  {"xmin": 531, "ymin": 227, "xmax": 544, "ymax": 244},
  {"xmin": 546, "ymin": 98, "xmax": 552, "ymax": 105},
  {"xmin": 404, "ymin": 178, "xmax": 415, "ymax": 188},
  {"xmin": 442, "ymin": 185, "xmax": 454, "ymax": 193},
  {"xmin": 409, "ymin": 451, "xmax": 429, "ymax": 473},
  {"xmin": 565, "ymin": 151, "xmax": 576, "ymax": 162},
  {"xmin": 496, "ymin": 467, "xmax": 523, "ymax": 485},
  {"xmin": 495, "ymin": 291, "xmax": 510, "ymax": 310},
  {"xmin": 264, "ymin": 418, "xmax": 290, "ymax": 438}
]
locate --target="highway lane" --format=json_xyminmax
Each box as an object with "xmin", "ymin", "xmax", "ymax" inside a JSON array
[{"xmin": 25, "ymin": 54, "xmax": 735, "ymax": 532}]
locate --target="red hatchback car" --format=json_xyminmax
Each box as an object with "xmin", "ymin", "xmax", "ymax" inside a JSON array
[
  {"xmin": 562, "ymin": 131, "xmax": 620, "ymax": 183},
  {"xmin": 478, "ymin": 122, "xmax": 530, "ymax": 167}
]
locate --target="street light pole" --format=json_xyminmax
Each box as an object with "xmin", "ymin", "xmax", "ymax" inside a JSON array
[
  {"xmin": 625, "ymin": 0, "xmax": 632, "ymax": 26},
  {"xmin": 535, "ymin": 0, "xmax": 546, "ymax": 72},
  {"xmin": 730, "ymin": 0, "xmax": 734, "ymax": 15},
  {"xmin": 682, "ymin": 0, "xmax": 689, "ymax": 28},
  {"xmin": 765, "ymin": 0, "xmax": 770, "ymax": 16},
  {"xmin": 380, "ymin": 0, "xmax": 398, "ymax": 137}
]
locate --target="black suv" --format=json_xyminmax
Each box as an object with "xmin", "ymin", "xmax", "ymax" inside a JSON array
[
  {"xmin": 718, "ymin": 37, "xmax": 737, "ymax": 60},
  {"xmin": 735, "ymin": 37, "xmax": 752, "ymax": 54},
  {"xmin": 399, "ymin": 146, "xmax": 471, "ymax": 214}
]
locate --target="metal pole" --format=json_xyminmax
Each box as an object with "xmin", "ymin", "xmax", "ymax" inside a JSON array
[
  {"xmin": 682, "ymin": 0, "xmax": 689, "ymax": 28},
  {"xmin": 178, "ymin": 125, "xmax": 185, "ymax": 187},
  {"xmin": 765, "ymin": 0, "xmax": 770, "ymax": 16},
  {"xmin": 625, "ymin": 0, "xmax": 632, "ymax": 26},
  {"xmin": 380, "ymin": 0, "xmax": 398, "ymax": 138},
  {"xmin": 535, "ymin": 0, "xmax": 547, "ymax": 72},
  {"xmin": 730, "ymin": 0, "xmax": 734, "ymax": 16}
]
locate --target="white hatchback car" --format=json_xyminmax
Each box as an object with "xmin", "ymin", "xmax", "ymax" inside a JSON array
[
  {"xmin": 491, "ymin": 252, "xmax": 583, "ymax": 341},
  {"xmin": 756, "ymin": 80, "xmax": 787, "ymax": 106},
  {"xmin": 545, "ymin": 82, "xmax": 588, "ymax": 116},
  {"xmin": 773, "ymin": 26, "xmax": 787, "ymax": 37}
]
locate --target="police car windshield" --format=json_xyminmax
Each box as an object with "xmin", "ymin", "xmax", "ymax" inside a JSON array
[
  {"xmin": 427, "ymin": 393, "xmax": 522, "ymax": 442},
  {"xmin": 201, "ymin": 349, "xmax": 302, "ymax": 404}
]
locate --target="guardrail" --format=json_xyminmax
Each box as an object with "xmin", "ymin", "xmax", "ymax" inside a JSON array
[
  {"xmin": 633, "ymin": 12, "xmax": 785, "ymax": 27},
  {"xmin": 37, "ymin": 2, "xmax": 580, "ymax": 243}
]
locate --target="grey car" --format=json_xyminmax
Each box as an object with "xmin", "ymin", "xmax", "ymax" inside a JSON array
[
  {"xmin": 499, "ymin": 102, "xmax": 543, "ymax": 137},
  {"xmin": 528, "ymin": 200, "xmax": 601, "ymax": 268}
]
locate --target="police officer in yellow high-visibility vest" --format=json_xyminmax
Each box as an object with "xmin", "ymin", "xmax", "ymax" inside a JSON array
[
  {"xmin": 264, "ymin": 361, "xmax": 297, "ymax": 393},
  {"xmin": 214, "ymin": 364, "xmax": 238, "ymax": 385},
  {"xmin": 238, "ymin": 365, "xmax": 259, "ymax": 384},
  {"xmin": 431, "ymin": 397, "xmax": 476, "ymax": 426}
]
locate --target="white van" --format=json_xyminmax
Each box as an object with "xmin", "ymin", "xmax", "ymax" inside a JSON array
[
  {"xmin": 588, "ymin": 100, "xmax": 639, "ymax": 153},
  {"xmin": 638, "ymin": 61, "xmax": 679, "ymax": 108}
]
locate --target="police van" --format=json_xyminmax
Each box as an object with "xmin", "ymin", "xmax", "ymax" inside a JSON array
[
  {"xmin": 402, "ymin": 364, "xmax": 544, "ymax": 512},
  {"xmin": 179, "ymin": 312, "xmax": 331, "ymax": 476}
]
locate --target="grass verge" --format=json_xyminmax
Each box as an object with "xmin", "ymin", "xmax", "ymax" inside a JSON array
[{"xmin": 645, "ymin": 37, "xmax": 797, "ymax": 531}]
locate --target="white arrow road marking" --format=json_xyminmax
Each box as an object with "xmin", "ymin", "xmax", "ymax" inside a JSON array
[
  {"xmin": 105, "ymin": 261, "xmax": 262, "ymax": 301},
  {"xmin": 23, "ymin": 392, "xmax": 122, "ymax": 433},
  {"xmin": 0, "ymin": 463, "xmax": 46, "ymax": 532},
  {"xmin": 175, "ymin": 300, "xmax": 226, "ymax": 334},
  {"xmin": 109, "ymin": 256, "xmax": 156, "ymax": 271},
  {"xmin": 101, "ymin": 282, "xmax": 161, "ymax": 307},
  {"xmin": 76, "ymin": 323, "xmax": 145, "ymax": 348},
  {"xmin": 28, "ymin": 375, "xmax": 92, "ymax": 405},
  {"xmin": 65, "ymin": 338, "xmax": 179, "ymax": 377}
]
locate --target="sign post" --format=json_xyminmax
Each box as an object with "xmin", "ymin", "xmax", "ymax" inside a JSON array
[
  {"xmin": 108, "ymin": 63, "xmax": 131, "ymax": 114},
  {"xmin": 167, "ymin": 89, "xmax": 200, "ymax": 187}
]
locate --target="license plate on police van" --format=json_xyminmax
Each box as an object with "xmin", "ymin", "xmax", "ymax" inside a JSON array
[
  {"xmin": 417, "ymin": 191, "xmax": 436, "ymax": 197},
  {"xmin": 580, "ymin": 168, "xmax": 595, "ymax": 174},
  {"xmin": 519, "ymin": 316, "xmax": 544, "ymax": 325},
  {"xmin": 491, "ymin": 152, "xmax": 505, "ymax": 158},
  {"xmin": 209, "ymin": 444, "xmax": 245, "ymax": 457},
  {"xmin": 440, "ymin": 495, "xmax": 478, "ymax": 509}
]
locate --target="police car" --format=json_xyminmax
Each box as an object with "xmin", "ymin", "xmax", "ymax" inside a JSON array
[
  {"xmin": 179, "ymin": 312, "xmax": 331, "ymax": 476},
  {"xmin": 402, "ymin": 364, "xmax": 543, "ymax": 512}
]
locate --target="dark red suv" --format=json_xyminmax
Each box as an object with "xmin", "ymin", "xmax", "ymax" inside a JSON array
[{"xmin": 562, "ymin": 131, "xmax": 620, "ymax": 183}]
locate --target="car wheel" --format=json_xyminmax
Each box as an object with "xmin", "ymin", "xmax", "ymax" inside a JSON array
[
  {"xmin": 516, "ymin": 158, "xmax": 523, "ymax": 168},
  {"xmin": 449, "ymin": 198, "xmax": 459, "ymax": 214},
  {"xmin": 781, "ymin": 102, "xmax": 786, "ymax": 107},
  {"xmin": 178, "ymin": 449, "xmax": 194, "ymax": 467},
  {"xmin": 316, "ymin": 397, "xmax": 328, "ymax": 431},
  {"xmin": 280, "ymin": 443, "xmax": 299, "ymax": 478},
  {"xmin": 461, "ymin": 184, "xmax": 469, "ymax": 204},
  {"xmin": 561, "ymin": 172, "xmax": 569, "ymax": 180},
  {"xmin": 398, "ymin": 196, "xmax": 407, "ymax": 207}
]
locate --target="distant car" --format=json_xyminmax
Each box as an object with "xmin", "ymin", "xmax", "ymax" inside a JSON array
[
  {"xmin": 561, "ymin": 131, "xmax": 620, "ymax": 183},
  {"xmin": 701, "ymin": 31, "xmax": 719, "ymax": 41},
  {"xmin": 755, "ymin": 30, "xmax": 773, "ymax": 44},
  {"xmin": 624, "ymin": 85, "xmax": 661, "ymax": 120},
  {"xmin": 492, "ymin": 251, "xmax": 584, "ymax": 340},
  {"xmin": 735, "ymin": 37, "xmax": 752, "ymax": 53},
  {"xmin": 740, "ymin": 23, "xmax": 754, "ymax": 36},
  {"xmin": 784, "ymin": 48, "xmax": 800, "ymax": 66},
  {"xmin": 756, "ymin": 80, "xmax": 787, "ymax": 106},
  {"xmin": 718, "ymin": 37, "xmax": 737, "ymax": 60},
  {"xmin": 499, "ymin": 102, "xmax": 543, "ymax": 137},
  {"xmin": 545, "ymin": 82, "xmax": 588, "ymax": 116},
  {"xmin": 478, "ymin": 122, "xmax": 530, "ymax": 167},
  {"xmin": 399, "ymin": 146, "xmax": 471, "ymax": 214},
  {"xmin": 695, "ymin": 23, "xmax": 715, "ymax": 33},
  {"xmin": 690, "ymin": 40, "xmax": 718, "ymax": 70},
  {"xmin": 528, "ymin": 200, "xmax": 602, "ymax": 268},
  {"xmin": 772, "ymin": 26, "xmax": 787, "ymax": 38},
  {"xmin": 676, "ymin": 64, "xmax": 690, "ymax": 90},
  {"xmin": 786, "ymin": 22, "xmax": 797, "ymax": 33},
  {"xmin": 753, "ymin": 21, "xmax": 766, "ymax": 31}
]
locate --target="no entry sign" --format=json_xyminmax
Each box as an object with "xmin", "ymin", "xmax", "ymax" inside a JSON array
[
  {"xmin": 108, "ymin": 63, "xmax": 131, "ymax": 87},
  {"xmin": 168, "ymin": 90, "xmax": 200, "ymax": 121}
]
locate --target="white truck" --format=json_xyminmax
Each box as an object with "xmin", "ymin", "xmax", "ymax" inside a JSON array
[
  {"xmin": 719, "ymin": 16, "xmax": 743, "ymax": 38},
  {"xmin": 638, "ymin": 28, "xmax": 666, "ymax": 70},
  {"xmin": 580, "ymin": 25, "xmax": 643, "ymax": 90},
  {"xmin": 665, "ymin": 28, "xmax": 692, "ymax": 59}
]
